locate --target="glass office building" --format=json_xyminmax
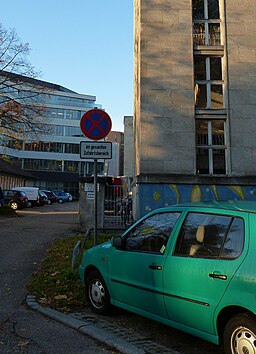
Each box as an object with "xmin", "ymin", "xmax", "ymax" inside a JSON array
[{"xmin": 0, "ymin": 72, "xmax": 104, "ymax": 197}]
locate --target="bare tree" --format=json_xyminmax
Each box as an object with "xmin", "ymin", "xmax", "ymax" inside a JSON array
[{"xmin": 0, "ymin": 23, "xmax": 49, "ymax": 146}]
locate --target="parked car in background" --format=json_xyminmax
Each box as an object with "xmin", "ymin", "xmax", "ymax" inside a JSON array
[
  {"xmin": 3, "ymin": 190, "xmax": 28, "ymax": 210},
  {"xmin": 67, "ymin": 193, "xmax": 73, "ymax": 202},
  {"xmin": 12, "ymin": 187, "xmax": 40, "ymax": 207},
  {"xmin": 76, "ymin": 201, "xmax": 256, "ymax": 354},
  {"xmin": 53, "ymin": 191, "xmax": 72, "ymax": 204},
  {"xmin": 38, "ymin": 191, "xmax": 48, "ymax": 206},
  {"xmin": 41, "ymin": 190, "xmax": 57, "ymax": 205}
]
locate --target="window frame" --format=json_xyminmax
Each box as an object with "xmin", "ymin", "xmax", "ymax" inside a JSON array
[
  {"xmin": 193, "ymin": 0, "xmax": 221, "ymax": 46},
  {"xmin": 194, "ymin": 55, "xmax": 224, "ymax": 109},
  {"xmin": 196, "ymin": 118, "xmax": 227, "ymax": 175}
]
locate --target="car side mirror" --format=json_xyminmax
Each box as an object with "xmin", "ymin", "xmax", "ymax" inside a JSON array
[{"xmin": 112, "ymin": 236, "xmax": 124, "ymax": 249}]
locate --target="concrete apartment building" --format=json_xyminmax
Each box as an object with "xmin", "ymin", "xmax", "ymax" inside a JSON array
[{"xmin": 133, "ymin": 0, "xmax": 256, "ymax": 218}]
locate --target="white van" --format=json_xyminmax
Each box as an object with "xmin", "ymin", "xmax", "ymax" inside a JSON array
[{"xmin": 12, "ymin": 187, "xmax": 40, "ymax": 207}]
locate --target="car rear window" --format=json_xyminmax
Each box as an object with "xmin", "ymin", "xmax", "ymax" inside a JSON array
[{"xmin": 174, "ymin": 212, "xmax": 245, "ymax": 259}]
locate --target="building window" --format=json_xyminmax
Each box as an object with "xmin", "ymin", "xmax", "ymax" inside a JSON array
[
  {"xmin": 64, "ymin": 126, "xmax": 82, "ymax": 137},
  {"xmin": 64, "ymin": 143, "xmax": 79, "ymax": 154},
  {"xmin": 24, "ymin": 141, "xmax": 64, "ymax": 153},
  {"xmin": 45, "ymin": 108, "xmax": 81, "ymax": 120},
  {"xmin": 23, "ymin": 159, "xmax": 62, "ymax": 172},
  {"xmin": 196, "ymin": 119, "xmax": 226, "ymax": 175},
  {"xmin": 193, "ymin": 0, "xmax": 221, "ymax": 46},
  {"xmin": 64, "ymin": 161, "xmax": 79, "ymax": 173},
  {"xmin": 194, "ymin": 56, "xmax": 223, "ymax": 109}
]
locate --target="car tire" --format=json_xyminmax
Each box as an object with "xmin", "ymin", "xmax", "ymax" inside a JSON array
[
  {"xmin": 10, "ymin": 201, "xmax": 18, "ymax": 210},
  {"xmin": 47, "ymin": 200, "xmax": 52, "ymax": 205},
  {"xmin": 223, "ymin": 312, "xmax": 256, "ymax": 354},
  {"xmin": 85, "ymin": 270, "xmax": 111, "ymax": 315},
  {"xmin": 58, "ymin": 199, "xmax": 64, "ymax": 204}
]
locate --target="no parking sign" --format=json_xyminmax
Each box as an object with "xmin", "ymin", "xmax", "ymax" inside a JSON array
[{"xmin": 80, "ymin": 109, "xmax": 112, "ymax": 140}]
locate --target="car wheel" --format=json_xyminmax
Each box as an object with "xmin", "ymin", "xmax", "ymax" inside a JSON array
[
  {"xmin": 10, "ymin": 201, "xmax": 18, "ymax": 210},
  {"xmin": 58, "ymin": 198, "xmax": 64, "ymax": 204},
  {"xmin": 47, "ymin": 200, "xmax": 52, "ymax": 205},
  {"xmin": 223, "ymin": 313, "xmax": 256, "ymax": 354},
  {"xmin": 85, "ymin": 270, "xmax": 111, "ymax": 315}
]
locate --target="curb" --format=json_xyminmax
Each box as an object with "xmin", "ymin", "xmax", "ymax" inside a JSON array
[{"xmin": 26, "ymin": 295, "xmax": 145, "ymax": 354}]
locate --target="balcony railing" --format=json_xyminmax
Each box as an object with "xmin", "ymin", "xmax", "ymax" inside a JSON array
[{"xmin": 193, "ymin": 22, "xmax": 221, "ymax": 46}]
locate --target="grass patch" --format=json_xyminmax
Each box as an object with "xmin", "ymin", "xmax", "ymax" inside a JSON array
[{"xmin": 27, "ymin": 232, "xmax": 114, "ymax": 313}]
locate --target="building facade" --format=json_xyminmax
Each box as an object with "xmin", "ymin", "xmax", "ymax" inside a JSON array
[
  {"xmin": 0, "ymin": 157, "xmax": 35, "ymax": 190},
  {"xmin": 133, "ymin": 0, "xmax": 256, "ymax": 218},
  {"xmin": 104, "ymin": 131, "xmax": 124, "ymax": 177},
  {"xmin": 0, "ymin": 73, "xmax": 105, "ymax": 197},
  {"xmin": 123, "ymin": 116, "xmax": 135, "ymax": 188}
]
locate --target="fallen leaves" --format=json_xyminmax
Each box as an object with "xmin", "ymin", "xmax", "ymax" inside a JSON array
[
  {"xmin": 17, "ymin": 340, "xmax": 30, "ymax": 347},
  {"xmin": 54, "ymin": 294, "xmax": 67, "ymax": 300}
]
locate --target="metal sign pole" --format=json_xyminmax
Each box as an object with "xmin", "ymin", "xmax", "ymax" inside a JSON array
[
  {"xmin": 80, "ymin": 109, "xmax": 112, "ymax": 247},
  {"xmin": 94, "ymin": 159, "xmax": 98, "ymax": 245}
]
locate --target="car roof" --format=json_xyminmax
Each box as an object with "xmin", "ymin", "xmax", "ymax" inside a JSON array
[
  {"xmin": 4, "ymin": 189, "xmax": 22, "ymax": 193},
  {"xmin": 155, "ymin": 201, "xmax": 256, "ymax": 214}
]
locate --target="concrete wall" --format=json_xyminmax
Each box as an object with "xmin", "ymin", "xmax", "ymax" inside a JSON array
[
  {"xmin": 137, "ymin": 182, "xmax": 256, "ymax": 219},
  {"xmin": 79, "ymin": 180, "xmax": 105, "ymax": 231},
  {"xmin": 134, "ymin": 0, "xmax": 195, "ymax": 176},
  {"xmin": 226, "ymin": 0, "xmax": 256, "ymax": 175},
  {"xmin": 123, "ymin": 116, "xmax": 135, "ymax": 183}
]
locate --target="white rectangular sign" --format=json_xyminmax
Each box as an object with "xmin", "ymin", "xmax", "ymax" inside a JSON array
[
  {"xmin": 84, "ymin": 183, "xmax": 99, "ymax": 192},
  {"xmin": 86, "ymin": 191, "xmax": 95, "ymax": 200},
  {"xmin": 80, "ymin": 141, "xmax": 112, "ymax": 159}
]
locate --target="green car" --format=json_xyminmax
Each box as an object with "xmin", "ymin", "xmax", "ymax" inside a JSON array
[{"xmin": 78, "ymin": 201, "xmax": 256, "ymax": 354}]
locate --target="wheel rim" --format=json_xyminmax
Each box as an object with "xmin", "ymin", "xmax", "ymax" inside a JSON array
[
  {"xmin": 231, "ymin": 326, "xmax": 256, "ymax": 354},
  {"xmin": 89, "ymin": 279, "xmax": 106, "ymax": 309},
  {"xmin": 11, "ymin": 203, "xmax": 18, "ymax": 210}
]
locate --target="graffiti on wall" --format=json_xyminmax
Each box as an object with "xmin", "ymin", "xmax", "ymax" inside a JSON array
[{"xmin": 139, "ymin": 184, "xmax": 256, "ymax": 216}]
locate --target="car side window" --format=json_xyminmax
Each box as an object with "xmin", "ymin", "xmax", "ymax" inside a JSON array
[
  {"xmin": 174, "ymin": 212, "xmax": 244, "ymax": 259},
  {"xmin": 221, "ymin": 217, "xmax": 244, "ymax": 258},
  {"xmin": 125, "ymin": 212, "xmax": 181, "ymax": 254}
]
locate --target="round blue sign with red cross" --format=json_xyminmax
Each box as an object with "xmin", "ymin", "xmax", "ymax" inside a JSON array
[{"xmin": 80, "ymin": 109, "xmax": 112, "ymax": 140}]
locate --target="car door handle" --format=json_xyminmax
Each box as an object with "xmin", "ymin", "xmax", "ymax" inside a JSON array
[
  {"xmin": 209, "ymin": 273, "xmax": 227, "ymax": 280},
  {"xmin": 149, "ymin": 264, "xmax": 162, "ymax": 270}
]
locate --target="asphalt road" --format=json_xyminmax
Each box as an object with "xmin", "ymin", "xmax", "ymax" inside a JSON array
[
  {"xmin": 0, "ymin": 201, "xmax": 224, "ymax": 354},
  {"xmin": 0, "ymin": 202, "xmax": 118, "ymax": 354}
]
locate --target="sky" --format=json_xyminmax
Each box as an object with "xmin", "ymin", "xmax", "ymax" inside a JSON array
[{"xmin": 1, "ymin": 0, "xmax": 134, "ymax": 132}]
